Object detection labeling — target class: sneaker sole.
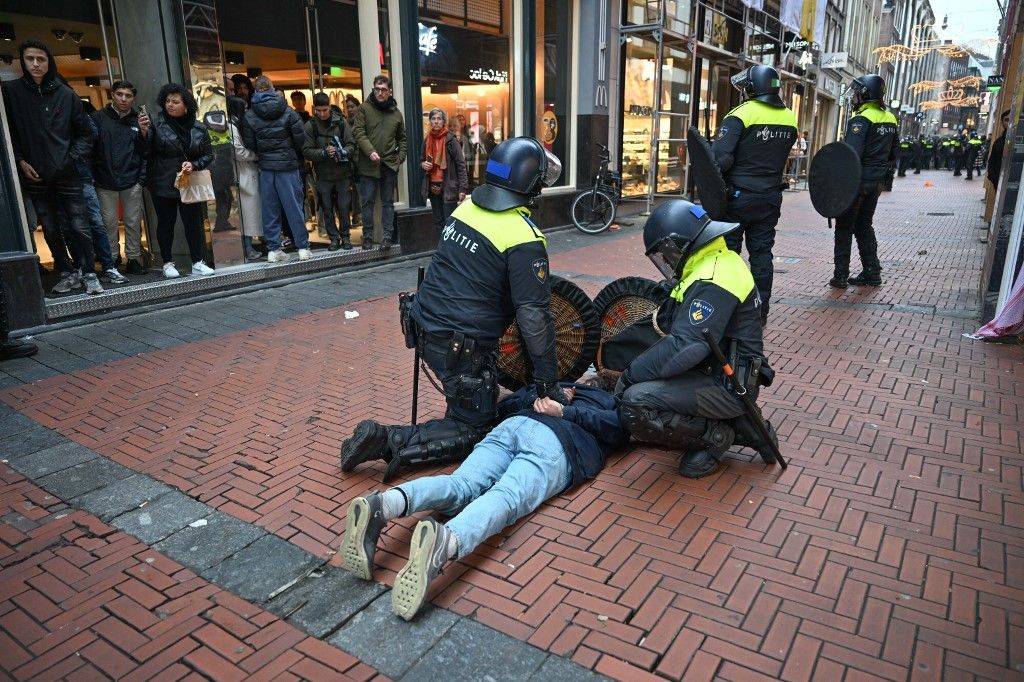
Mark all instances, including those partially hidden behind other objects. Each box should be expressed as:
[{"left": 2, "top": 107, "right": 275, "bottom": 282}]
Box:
[
  {"left": 340, "top": 420, "right": 387, "bottom": 471},
  {"left": 392, "top": 521, "right": 436, "bottom": 621},
  {"left": 340, "top": 497, "right": 374, "bottom": 580}
]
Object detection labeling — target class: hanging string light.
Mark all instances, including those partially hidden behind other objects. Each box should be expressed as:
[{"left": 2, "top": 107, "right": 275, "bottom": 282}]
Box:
[{"left": 909, "top": 76, "right": 983, "bottom": 94}]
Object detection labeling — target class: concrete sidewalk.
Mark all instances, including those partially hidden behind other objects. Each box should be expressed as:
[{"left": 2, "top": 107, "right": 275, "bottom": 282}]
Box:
[{"left": 2, "top": 169, "right": 1023, "bottom": 681}]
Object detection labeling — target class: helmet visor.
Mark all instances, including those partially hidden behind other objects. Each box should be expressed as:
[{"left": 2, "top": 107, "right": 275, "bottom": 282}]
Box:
[
  {"left": 730, "top": 68, "right": 752, "bottom": 93},
  {"left": 645, "top": 235, "right": 687, "bottom": 280},
  {"left": 541, "top": 149, "right": 562, "bottom": 187}
]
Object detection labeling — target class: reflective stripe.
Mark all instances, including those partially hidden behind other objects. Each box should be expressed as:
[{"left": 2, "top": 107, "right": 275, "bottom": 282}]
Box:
[
  {"left": 854, "top": 103, "right": 898, "bottom": 125},
  {"left": 670, "top": 236, "right": 755, "bottom": 302},
  {"left": 451, "top": 198, "right": 546, "bottom": 253},
  {"left": 726, "top": 100, "right": 798, "bottom": 128}
]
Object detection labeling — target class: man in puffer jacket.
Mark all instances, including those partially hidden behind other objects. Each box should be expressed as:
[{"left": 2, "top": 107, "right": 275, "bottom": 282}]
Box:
[
  {"left": 243, "top": 75, "right": 311, "bottom": 262},
  {"left": 352, "top": 75, "right": 407, "bottom": 250}
]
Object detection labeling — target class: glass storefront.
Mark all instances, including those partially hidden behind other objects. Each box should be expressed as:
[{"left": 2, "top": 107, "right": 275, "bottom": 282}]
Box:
[{"left": 534, "top": 0, "right": 572, "bottom": 186}]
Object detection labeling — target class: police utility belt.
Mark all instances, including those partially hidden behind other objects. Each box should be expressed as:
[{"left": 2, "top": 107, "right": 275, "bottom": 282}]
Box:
[
  {"left": 399, "top": 292, "right": 495, "bottom": 369},
  {"left": 694, "top": 340, "right": 774, "bottom": 395}
]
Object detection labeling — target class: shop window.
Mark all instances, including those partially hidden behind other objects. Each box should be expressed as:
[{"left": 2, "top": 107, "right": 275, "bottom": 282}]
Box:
[
  {"left": 418, "top": 3, "right": 511, "bottom": 190},
  {"left": 535, "top": 0, "right": 572, "bottom": 187}
]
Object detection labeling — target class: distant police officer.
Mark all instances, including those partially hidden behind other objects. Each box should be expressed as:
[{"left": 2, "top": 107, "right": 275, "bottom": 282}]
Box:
[
  {"left": 913, "top": 135, "right": 924, "bottom": 174},
  {"left": 951, "top": 135, "right": 965, "bottom": 176},
  {"left": 340, "top": 137, "right": 566, "bottom": 481},
  {"left": 965, "top": 131, "right": 983, "bottom": 180},
  {"left": 614, "top": 200, "right": 776, "bottom": 479},
  {"left": 897, "top": 137, "right": 912, "bottom": 177},
  {"left": 711, "top": 65, "right": 797, "bottom": 326},
  {"left": 830, "top": 74, "right": 898, "bottom": 289}
]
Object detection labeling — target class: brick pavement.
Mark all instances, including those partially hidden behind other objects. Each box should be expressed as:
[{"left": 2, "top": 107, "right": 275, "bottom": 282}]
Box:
[{"left": 2, "top": 168, "right": 1024, "bottom": 680}]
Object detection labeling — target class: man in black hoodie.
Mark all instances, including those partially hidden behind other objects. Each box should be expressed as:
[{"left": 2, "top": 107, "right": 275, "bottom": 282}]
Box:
[{"left": 2, "top": 40, "right": 98, "bottom": 294}]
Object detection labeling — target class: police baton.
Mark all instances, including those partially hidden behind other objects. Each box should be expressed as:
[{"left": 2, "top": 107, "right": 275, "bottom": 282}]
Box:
[
  {"left": 701, "top": 328, "right": 787, "bottom": 470},
  {"left": 411, "top": 266, "right": 425, "bottom": 425}
]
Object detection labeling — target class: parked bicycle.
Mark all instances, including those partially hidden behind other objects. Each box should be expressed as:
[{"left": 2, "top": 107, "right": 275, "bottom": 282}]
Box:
[{"left": 571, "top": 143, "right": 622, "bottom": 234}]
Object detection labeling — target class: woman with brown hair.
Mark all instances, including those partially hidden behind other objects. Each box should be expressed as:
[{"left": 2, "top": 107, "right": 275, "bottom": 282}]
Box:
[{"left": 420, "top": 108, "right": 467, "bottom": 233}]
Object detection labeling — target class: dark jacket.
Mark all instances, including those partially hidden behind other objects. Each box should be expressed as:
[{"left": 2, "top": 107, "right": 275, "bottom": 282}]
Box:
[
  {"left": 712, "top": 100, "right": 797, "bottom": 195},
  {"left": 147, "top": 111, "right": 213, "bottom": 198},
  {"left": 420, "top": 131, "right": 469, "bottom": 202},
  {"left": 91, "top": 104, "right": 148, "bottom": 190},
  {"left": 1, "top": 43, "right": 94, "bottom": 182},
  {"left": 495, "top": 384, "right": 628, "bottom": 491},
  {"left": 987, "top": 132, "right": 1006, "bottom": 187},
  {"left": 243, "top": 91, "right": 305, "bottom": 172},
  {"left": 352, "top": 93, "right": 407, "bottom": 178},
  {"left": 302, "top": 112, "right": 356, "bottom": 182},
  {"left": 844, "top": 103, "right": 899, "bottom": 183}
]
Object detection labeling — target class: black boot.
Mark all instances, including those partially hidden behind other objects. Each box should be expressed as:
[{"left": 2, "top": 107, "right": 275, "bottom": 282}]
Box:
[
  {"left": 383, "top": 423, "right": 485, "bottom": 483},
  {"left": 678, "top": 420, "right": 735, "bottom": 478},
  {"left": 730, "top": 413, "right": 778, "bottom": 464},
  {"left": 328, "top": 238, "right": 340, "bottom": 251},
  {"left": 340, "top": 420, "right": 392, "bottom": 471},
  {"left": 618, "top": 404, "right": 706, "bottom": 449},
  {"left": 342, "top": 237, "right": 353, "bottom": 250},
  {"left": 849, "top": 271, "right": 882, "bottom": 286},
  {"left": 0, "top": 338, "right": 39, "bottom": 361},
  {"left": 829, "top": 275, "right": 849, "bottom": 288}
]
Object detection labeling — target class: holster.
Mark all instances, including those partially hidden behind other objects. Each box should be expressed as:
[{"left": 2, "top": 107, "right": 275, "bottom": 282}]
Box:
[{"left": 398, "top": 292, "right": 417, "bottom": 349}]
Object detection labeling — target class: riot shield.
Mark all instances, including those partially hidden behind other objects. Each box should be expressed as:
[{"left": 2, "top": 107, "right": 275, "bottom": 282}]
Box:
[
  {"left": 808, "top": 142, "right": 862, "bottom": 218},
  {"left": 686, "top": 126, "right": 730, "bottom": 220}
]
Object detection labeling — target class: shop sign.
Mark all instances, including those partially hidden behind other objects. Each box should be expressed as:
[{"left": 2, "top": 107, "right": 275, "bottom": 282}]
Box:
[
  {"left": 468, "top": 68, "right": 508, "bottom": 83},
  {"left": 986, "top": 74, "right": 1004, "bottom": 91},
  {"left": 820, "top": 52, "right": 848, "bottom": 69},
  {"left": 786, "top": 38, "right": 810, "bottom": 50},
  {"left": 798, "top": 51, "right": 813, "bottom": 68},
  {"left": 418, "top": 23, "right": 438, "bottom": 56}
]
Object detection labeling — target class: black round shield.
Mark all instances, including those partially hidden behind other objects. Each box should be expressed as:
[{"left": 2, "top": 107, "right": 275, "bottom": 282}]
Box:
[
  {"left": 808, "top": 142, "right": 863, "bottom": 218},
  {"left": 496, "top": 275, "right": 601, "bottom": 390},
  {"left": 592, "top": 277, "right": 667, "bottom": 371},
  {"left": 687, "top": 126, "right": 730, "bottom": 220}
]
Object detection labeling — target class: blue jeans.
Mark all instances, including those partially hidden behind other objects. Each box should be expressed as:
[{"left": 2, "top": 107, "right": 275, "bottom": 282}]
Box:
[
  {"left": 397, "top": 416, "right": 571, "bottom": 558},
  {"left": 260, "top": 169, "right": 309, "bottom": 251},
  {"left": 357, "top": 166, "right": 398, "bottom": 242},
  {"left": 82, "top": 182, "right": 114, "bottom": 270}
]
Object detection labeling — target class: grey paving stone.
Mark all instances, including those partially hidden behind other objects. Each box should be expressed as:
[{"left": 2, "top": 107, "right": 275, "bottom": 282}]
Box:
[
  {"left": 73, "top": 474, "right": 173, "bottom": 521},
  {"left": 201, "top": 534, "right": 321, "bottom": 604},
  {"left": 1, "top": 418, "right": 66, "bottom": 460},
  {"left": 111, "top": 491, "right": 212, "bottom": 544},
  {"left": 328, "top": 594, "right": 458, "bottom": 679},
  {"left": 266, "top": 567, "right": 386, "bottom": 638},
  {"left": 154, "top": 510, "right": 265, "bottom": 571},
  {"left": 7, "top": 440, "right": 97, "bottom": 476},
  {"left": 530, "top": 654, "right": 610, "bottom": 681},
  {"left": 37, "top": 457, "right": 134, "bottom": 500},
  {"left": 401, "top": 618, "right": 548, "bottom": 682}
]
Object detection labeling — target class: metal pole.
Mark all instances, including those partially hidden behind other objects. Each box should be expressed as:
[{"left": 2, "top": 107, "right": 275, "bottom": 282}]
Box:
[
  {"left": 107, "top": 0, "right": 125, "bottom": 79},
  {"left": 313, "top": 4, "right": 324, "bottom": 90},
  {"left": 97, "top": 0, "right": 116, "bottom": 85},
  {"left": 411, "top": 266, "right": 425, "bottom": 424},
  {"left": 646, "top": 5, "right": 666, "bottom": 215},
  {"left": 304, "top": 1, "right": 316, "bottom": 92}
]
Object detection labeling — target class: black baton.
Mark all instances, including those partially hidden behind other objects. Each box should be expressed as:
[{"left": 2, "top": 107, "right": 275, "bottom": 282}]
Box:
[
  {"left": 702, "top": 328, "right": 787, "bottom": 469},
  {"left": 411, "top": 266, "right": 425, "bottom": 424}
]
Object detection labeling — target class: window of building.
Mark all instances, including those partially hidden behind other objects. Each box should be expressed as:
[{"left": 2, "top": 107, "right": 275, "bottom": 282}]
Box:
[{"left": 534, "top": 0, "right": 572, "bottom": 186}]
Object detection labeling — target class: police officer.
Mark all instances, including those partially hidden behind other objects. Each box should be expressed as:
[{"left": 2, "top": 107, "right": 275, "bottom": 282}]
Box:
[
  {"left": 340, "top": 137, "right": 566, "bottom": 481},
  {"left": 830, "top": 74, "right": 898, "bottom": 289},
  {"left": 951, "top": 135, "right": 965, "bottom": 176},
  {"left": 711, "top": 65, "right": 797, "bottom": 326},
  {"left": 913, "top": 135, "right": 924, "bottom": 174},
  {"left": 614, "top": 200, "right": 776, "bottom": 479},
  {"left": 965, "top": 131, "right": 983, "bottom": 180},
  {"left": 897, "top": 137, "right": 911, "bottom": 177}
]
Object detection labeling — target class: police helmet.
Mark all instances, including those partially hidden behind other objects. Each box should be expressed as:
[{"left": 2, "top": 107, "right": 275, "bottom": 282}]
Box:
[
  {"left": 471, "top": 136, "right": 562, "bottom": 211},
  {"left": 643, "top": 200, "right": 740, "bottom": 280},
  {"left": 730, "top": 65, "right": 785, "bottom": 107},
  {"left": 850, "top": 74, "right": 886, "bottom": 108}
]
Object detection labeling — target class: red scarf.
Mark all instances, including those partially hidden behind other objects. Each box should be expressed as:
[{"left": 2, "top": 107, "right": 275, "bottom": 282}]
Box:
[{"left": 425, "top": 126, "right": 448, "bottom": 183}]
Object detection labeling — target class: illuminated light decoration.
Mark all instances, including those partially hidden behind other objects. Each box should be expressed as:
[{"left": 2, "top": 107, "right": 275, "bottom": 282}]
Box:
[
  {"left": 919, "top": 95, "right": 979, "bottom": 110},
  {"left": 909, "top": 80, "right": 946, "bottom": 94},
  {"left": 909, "top": 76, "right": 983, "bottom": 96},
  {"left": 947, "top": 76, "right": 983, "bottom": 89},
  {"left": 874, "top": 42, "right": 967, "bottom": 64}
]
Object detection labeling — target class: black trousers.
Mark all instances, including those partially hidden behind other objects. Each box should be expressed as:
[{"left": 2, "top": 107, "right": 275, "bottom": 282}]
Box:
[
  {"left": 315, "top": 179, "right": 351, "bottom": 240},
  {"left": 388, "top": 331, "right": 499, "bottom": 452},
  {"left": 724, "top": 191, "right": 781, "bottom": 320},
  {"left": 151, "top": 195, "right": 205, "bottom": 263},
  {"left": 833, "top": 181, "right": 882, "bottom": 278},
  {"left": 621, "top": 372, "right": 745, "bottom": 448},
  {"left": 24, "top": 176, "right": 94, "bottom": 274},
  {"left": 897, "top": 155, "right": 910, "bottom": 176}
]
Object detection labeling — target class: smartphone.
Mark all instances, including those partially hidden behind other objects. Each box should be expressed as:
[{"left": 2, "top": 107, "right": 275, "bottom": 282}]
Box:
[{"left": 139, "top": 104, "right": 149, "bottom": 118}]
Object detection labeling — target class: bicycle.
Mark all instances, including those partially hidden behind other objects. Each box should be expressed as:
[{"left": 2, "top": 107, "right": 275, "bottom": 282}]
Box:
[{"left": 571, "top": 143, "right": 622, "bottom": 234}]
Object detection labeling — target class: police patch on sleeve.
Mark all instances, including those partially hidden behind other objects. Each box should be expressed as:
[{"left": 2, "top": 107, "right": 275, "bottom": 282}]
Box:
[
  {"left": 532, "top": 258, "right": 548, "bottom": 284},
  {"left": 851, "top": 121, "right": 864, "bottom": 135},
  {"left": 689, "top": 299, "right": 714, "bottom": 325}
]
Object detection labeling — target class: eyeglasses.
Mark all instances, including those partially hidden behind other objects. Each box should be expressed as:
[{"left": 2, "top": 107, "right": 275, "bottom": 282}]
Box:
[{"left": 373, "top": 86, "right": 390, "bottom": 92}]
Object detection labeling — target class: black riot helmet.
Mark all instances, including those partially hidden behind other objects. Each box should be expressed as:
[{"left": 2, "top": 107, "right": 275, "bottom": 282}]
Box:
[
  {"left": 850, "top": 74, "right": 886, "bottom": 108},
  {"left": 471, "top": 136, "right": 563, "bottom": 211},
  {"left": 643, "top": 200, "right": 740, "bottom": 280},
  {"left": 730, "top": 65, "right": 784, "bottom": 107}
]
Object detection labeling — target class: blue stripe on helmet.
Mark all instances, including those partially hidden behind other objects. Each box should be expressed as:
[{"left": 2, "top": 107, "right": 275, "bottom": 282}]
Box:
[
  {"left": 689, "top": 205, "right": 707, "bottom": 219},
  {"left": 486, "top": 159, "right": 513, "bottom": 180}
]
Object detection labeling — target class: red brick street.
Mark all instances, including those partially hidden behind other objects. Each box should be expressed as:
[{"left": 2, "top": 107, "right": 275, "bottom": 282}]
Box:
[{"left": 2, "top": 168, "right": 1023, "bottom": 680}]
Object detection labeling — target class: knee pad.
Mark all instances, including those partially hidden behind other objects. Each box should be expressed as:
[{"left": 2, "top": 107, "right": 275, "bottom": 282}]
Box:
[{"left": 619, "top": 403, "right": 705, "bottom": 449}]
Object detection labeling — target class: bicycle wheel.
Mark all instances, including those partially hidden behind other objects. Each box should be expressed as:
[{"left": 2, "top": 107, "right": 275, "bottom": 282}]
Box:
[{"left": 571, "top": 189, "right": 616, "bottom": 234}]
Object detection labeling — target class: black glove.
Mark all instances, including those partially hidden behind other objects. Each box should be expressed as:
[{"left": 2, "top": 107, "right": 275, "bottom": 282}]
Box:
[{"left": 535, "top": 381, "right": 569, "bottom": 405}]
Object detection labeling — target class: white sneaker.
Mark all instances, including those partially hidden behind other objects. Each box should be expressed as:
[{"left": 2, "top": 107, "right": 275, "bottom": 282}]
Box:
[
  {"left": 162, "top": 262, "right": 180, "bottom": 279},
  {"left": 191, "top": 260, "right": 215, "bottom": 276},
  {"left": 298, "top": 248, "right": 313, "bottom": 261},
  {"left": 267, "top": 249, "right": 289, "bottom": 263}
]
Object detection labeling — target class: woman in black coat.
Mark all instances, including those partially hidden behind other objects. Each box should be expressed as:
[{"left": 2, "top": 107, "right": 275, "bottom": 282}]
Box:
[{"left": 149, "top": 83, "right": 214, "bottom": 278}]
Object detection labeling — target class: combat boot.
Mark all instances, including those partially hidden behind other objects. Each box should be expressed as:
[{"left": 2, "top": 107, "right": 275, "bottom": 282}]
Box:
[
  {"left": 730, "top": 413, "right": 778, "bottom": 464},
  {"left": 849, "top": 271, "right": 882, "bottom": 286},
  {"left": 382, "top": 422, "right": 485, "bottom": 483},
  {"left": 340, "top": 420, "right": 392, "bottom": 471},
  {"left": 678, "top": 420, "right": 735, "bottom": 478}
]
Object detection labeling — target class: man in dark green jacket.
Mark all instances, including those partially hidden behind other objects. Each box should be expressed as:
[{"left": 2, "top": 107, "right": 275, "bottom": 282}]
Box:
[
  {"left": 303, "top": 92, "right": 357, "bottom": 250},
  {"left": 352, "top": 75, "right": 407, "bottom": 250}
]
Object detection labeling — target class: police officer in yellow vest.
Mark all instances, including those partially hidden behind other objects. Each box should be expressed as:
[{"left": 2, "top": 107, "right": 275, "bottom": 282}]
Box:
[
  {"left": 614, "top": 201, "right": 776, "bottom": 479},
  {"left": 711, "top": 65, "right": 797, "bottom": 326},
  {"left": 830, "top": 74, "right": 898, "bottom": 289},
  {"left": 965, "top": 131, "right": 984, "bottom": 180},
  {"left": 341, "top": 137, "right": 566, "bottom": 481}
]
